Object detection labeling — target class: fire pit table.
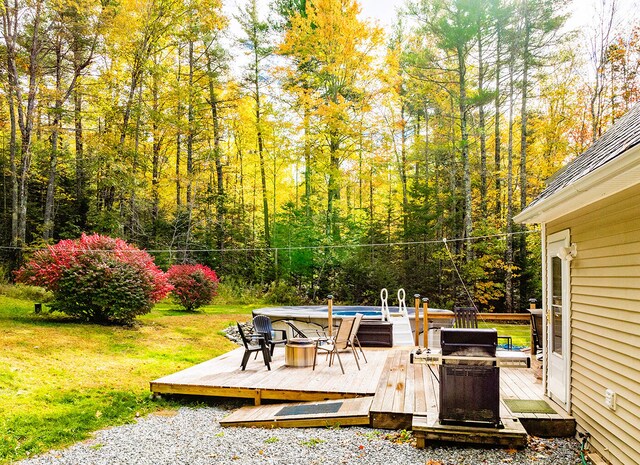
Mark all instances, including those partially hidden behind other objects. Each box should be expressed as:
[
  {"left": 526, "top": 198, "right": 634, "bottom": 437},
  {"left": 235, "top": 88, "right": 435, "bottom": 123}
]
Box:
[{"left": 284, "top": 338, "right": 316, "bottom": 367}]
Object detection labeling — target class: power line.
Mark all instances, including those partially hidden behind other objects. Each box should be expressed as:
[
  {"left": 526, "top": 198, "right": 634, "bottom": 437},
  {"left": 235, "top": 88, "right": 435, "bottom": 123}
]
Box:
[
  {"left": 0, "top": 229, "right": 539, "bottom": 254},
  {"left": 442, "top": 237, "right": 477, "bottom": 311}
]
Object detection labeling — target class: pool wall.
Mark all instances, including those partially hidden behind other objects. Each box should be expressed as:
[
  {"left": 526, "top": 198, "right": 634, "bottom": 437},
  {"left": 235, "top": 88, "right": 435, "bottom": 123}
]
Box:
[{"left": 252, "top": 306, "right": 455, "bottom": 347}]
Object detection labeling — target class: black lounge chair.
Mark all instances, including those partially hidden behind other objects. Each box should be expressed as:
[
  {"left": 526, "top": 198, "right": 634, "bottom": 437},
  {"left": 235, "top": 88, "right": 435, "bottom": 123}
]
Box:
[
  {"left": 237, "top": 323, "right": 270, "bottom": 371},
  {"left": 252, "top": 315, "right": 287, "bottom": 356}
]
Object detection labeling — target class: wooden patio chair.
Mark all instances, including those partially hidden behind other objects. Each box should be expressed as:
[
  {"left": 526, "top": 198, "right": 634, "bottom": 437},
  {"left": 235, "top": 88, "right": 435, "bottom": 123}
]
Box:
[
  {"left": 236, "top": 323, "right": 270, "bottom": 371},
  {"left": 347, "top": 313, "right": 367, "bottom": 364},
  {"left": 530, "top": 312, "right": 543, "bottom": 360},
  {"left": 312, "top": 317, "right": 357, "bottom": 374},
  {"left": 252, "top": 315, "right": 287, "bottom": 356},
  {"left": 453, "top": 306, "right": 513, "bottom": 350}
]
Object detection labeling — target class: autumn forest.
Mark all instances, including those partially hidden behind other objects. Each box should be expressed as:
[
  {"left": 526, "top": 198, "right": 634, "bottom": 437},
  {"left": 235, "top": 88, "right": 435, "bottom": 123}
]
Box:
[{"left": 1, "top": 0, "right": 638, "bottom": 311}]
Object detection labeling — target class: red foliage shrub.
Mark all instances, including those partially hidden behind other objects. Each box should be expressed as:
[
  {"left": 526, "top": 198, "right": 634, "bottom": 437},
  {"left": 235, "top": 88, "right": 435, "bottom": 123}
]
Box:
[
  {"left": 165, "top": 264, "right": 219, "bottom": 311},
  {"left": 16, "top": 233, "right": 172, "bottom": 323}
]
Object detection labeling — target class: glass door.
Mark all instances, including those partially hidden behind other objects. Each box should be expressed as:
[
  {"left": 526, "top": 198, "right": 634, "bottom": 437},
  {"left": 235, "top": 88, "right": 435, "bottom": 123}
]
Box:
[{"left": 546, "top": 230, "right": 571, "bottom": 407}]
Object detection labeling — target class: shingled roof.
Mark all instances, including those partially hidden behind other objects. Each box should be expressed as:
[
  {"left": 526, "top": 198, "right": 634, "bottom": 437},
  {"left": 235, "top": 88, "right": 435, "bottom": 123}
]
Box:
[{"left": 525, "top": 103, "right": 640, "bottom": 210}]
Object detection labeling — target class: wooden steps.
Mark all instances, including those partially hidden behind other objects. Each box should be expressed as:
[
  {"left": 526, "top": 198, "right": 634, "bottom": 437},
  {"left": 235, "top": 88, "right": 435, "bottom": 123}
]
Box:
[
  {"left": 369, "top": 348, "right": 433, "bottom": 430},
  {"left": 500, "top": 367, "right": 576, "bottom": 437},
  {"left": 220, "top": 397, "right": 373, "bottom": 428},
  {"left": 412, "top": 413, "right": 529, "bottom": 449}
]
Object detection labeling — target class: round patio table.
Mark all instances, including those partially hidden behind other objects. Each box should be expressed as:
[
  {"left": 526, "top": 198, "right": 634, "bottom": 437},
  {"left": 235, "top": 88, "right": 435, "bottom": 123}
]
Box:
[{"left": 284, "top": 338, "right": 316, "bottom": 367}]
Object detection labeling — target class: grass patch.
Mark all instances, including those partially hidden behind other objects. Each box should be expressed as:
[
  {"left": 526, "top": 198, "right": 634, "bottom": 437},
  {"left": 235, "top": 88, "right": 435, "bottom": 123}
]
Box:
[
  {"left": 300, "top": 437, "right": 325, "bottom": 447},
  {"left": 0, "top": 284, "right": 52, "bottom": 303},
  {"left": 0, "top": 294, "right": 261, "bottom": 464},
  {"left": 477, "top": 322, "right": 531, "bottom": 348}
]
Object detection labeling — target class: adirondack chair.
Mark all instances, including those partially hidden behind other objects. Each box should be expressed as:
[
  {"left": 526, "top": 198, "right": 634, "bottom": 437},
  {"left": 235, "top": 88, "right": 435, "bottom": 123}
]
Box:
[
  {"left": 252, "top": 315, "right": 287, "bottom": 356},
  {"left": 453, "top": 306, "right": 513, "bottom": 350},
  {"left": 236, "top": 323, "right": 270, "bottom": 371}
]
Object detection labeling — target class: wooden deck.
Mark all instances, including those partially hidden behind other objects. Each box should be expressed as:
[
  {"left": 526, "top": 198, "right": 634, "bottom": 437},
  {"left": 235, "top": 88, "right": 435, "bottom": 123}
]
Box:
[
  {"left": 151, "top": 346, "right": 574, "bottom": 442},
  {"left": 151, "top": 346, "right": 388, "bottom": 405}
]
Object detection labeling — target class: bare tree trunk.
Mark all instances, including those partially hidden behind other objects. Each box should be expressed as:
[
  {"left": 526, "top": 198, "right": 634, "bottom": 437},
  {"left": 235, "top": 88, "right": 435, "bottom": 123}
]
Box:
[
  {"left": 7, "top": 0, "right": 45, "bottom": 246},
  {"left": 303, "top": 97, "right": 312, "bottom": 218},
  {"left": 358, "top": 132, "right": 363, "bottom": 210},
  {"left": 424, "top": 105, "right": 430, "bottom": 179},
  {"left": 400, "top": 105, "right": 408, "bottom": 235},
  {"left": 206, "top": 55, "right": 226, "bottom": 252},
  {"left": 186, "top": 39, "right": 195, "bottom": 207},
  {"left": 175, "top": 44, "right": 183, "bottom": 208},
  {"left": 240, "top": 0, "right": 272, "bottom": 248},
  {"left": 43, "top": 13, "right": 96, "bottom": 240},
  {"left": 457, "top": 44, "right": 472, "bottom": 259},
  {"left": 589, "top": 0, "right": 617, "bottom": 141},
  {"left": 519, "top": 0, "right": 530, "bottom": 212},
  {"left": 151, "top": 68, "right": 161, "bottom": 237},
  {"left": 494, "top": 18, "right": 502, "bottom": 219},
  {"left": 516, "top": 0, "right": 532, "bottom": 313},
  {"left": 74, "top": 71, "right": 87, "bottom": 231},
  {"left": 257, "top": 98, "right": 270, "bottom": 247},
  {"left": 43, "top": 39, "right": 63, "bottom": 241},
  {"left": 505, "top": 58, "right": 516, "bottom": 313},
  {"left": 327, "top": 132, "right": 341, "bottom": 240},
  {"left": 478, "top": 25, "right": 488, "bottom": 216},
  {"left": 8, "top": 86, "right": 19, "bottom": 248},
  {"left": 254, "top": 57, "right": 270, "bottom": 248},
  {"left": 128, "top": 80, "right": 144, "bottom": 239}
]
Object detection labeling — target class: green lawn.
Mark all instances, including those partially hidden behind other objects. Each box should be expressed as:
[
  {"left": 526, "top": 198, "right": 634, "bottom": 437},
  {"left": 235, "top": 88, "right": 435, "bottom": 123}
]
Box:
[
  {"left": 477, "top": 322, "right": 531, "bottom": 348},
  {"left": 0, "top": 295, "right": 259, "bottom": 464}
]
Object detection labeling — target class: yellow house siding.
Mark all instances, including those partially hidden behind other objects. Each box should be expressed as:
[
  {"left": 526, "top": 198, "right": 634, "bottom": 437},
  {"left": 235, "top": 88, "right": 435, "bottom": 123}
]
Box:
[{"left": 547, "top": 182, "right": 640, "bottom": 465}]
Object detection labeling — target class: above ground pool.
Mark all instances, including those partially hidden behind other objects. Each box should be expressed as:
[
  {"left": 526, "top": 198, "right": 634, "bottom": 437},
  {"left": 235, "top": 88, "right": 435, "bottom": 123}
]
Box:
[{"left": 252, "top": 305, "right": 455, "bottom": 347}]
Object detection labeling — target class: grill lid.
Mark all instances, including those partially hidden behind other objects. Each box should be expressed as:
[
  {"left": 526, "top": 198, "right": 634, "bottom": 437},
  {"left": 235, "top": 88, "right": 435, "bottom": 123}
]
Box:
[{"left": 441, "top": 328, "right": 497, "bottom": 356}]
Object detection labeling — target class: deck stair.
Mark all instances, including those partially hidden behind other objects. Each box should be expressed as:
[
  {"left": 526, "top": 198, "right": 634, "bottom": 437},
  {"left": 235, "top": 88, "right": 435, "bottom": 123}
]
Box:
[
  {"left": 389, "top": 315, "right": 414, "bottom": 346},
  {"left": 412, "top": 413, "right": 529, "bottom": 448},
  {"left": 219, "top": 397, "right": 373, "bottom": 428}
]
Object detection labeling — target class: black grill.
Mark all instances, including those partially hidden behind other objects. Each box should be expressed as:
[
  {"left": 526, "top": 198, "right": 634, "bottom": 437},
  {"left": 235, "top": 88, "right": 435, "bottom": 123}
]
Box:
[
  {"left": 440, "top": 328, "right": 497, "bottom": 356},
  {"left": 439, "top": 328, "right": 501, "bottom": 428}
]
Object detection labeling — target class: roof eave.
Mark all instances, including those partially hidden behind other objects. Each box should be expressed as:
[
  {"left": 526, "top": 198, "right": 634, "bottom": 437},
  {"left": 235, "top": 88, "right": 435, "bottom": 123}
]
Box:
[{"left": 514, "top": 144, "right": 640, "bottom": 224}]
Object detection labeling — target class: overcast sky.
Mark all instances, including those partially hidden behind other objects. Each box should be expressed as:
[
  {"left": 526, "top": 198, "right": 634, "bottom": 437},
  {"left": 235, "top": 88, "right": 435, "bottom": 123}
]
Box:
[
  {"left": 224, "top": 0, "right": 638, "bottom": 36},
  {"left": 359, "top": 0, "right": 639, "bottom": 32},
  {"left": 223, "top": 0, "right": 639, "bottom": 78},
  {"left": 359, "top": 0, "right": 405, "bottom": 29}
]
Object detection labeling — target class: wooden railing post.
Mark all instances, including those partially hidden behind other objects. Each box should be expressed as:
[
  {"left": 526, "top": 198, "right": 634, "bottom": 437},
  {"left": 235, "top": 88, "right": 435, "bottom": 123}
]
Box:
[
  {"left": 414, "top": 294, "right": 421, "bottom": 346},
  {"left": 422, "top": 297, "right": 429, "bottom": 348},
  {"left": 327, "top": 294, "right": 333, "bottom": 337}
]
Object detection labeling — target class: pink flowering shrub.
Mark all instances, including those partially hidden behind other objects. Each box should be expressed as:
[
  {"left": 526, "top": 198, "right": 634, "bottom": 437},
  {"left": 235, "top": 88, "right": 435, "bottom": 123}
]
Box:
[
  {"left": 16, "top": 234, "right": 172, "bottom": 323},
  {"left": 165, "top": 264, "right": 219, "bottom": 311}
]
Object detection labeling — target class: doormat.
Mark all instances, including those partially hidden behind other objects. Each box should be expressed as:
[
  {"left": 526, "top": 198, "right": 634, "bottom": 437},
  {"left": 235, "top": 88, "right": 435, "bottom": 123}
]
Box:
[
  {"left": 275, "top": 402, "right": 343, "bottom": 417},
  {"left": 504, "top": 399, "right": 556, "bottom": 414}
]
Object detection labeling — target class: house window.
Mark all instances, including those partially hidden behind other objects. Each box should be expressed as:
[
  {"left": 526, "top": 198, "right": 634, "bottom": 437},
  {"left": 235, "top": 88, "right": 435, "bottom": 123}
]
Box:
[{"left": 551, "top": 256, "right": 563, "bottom": 355}]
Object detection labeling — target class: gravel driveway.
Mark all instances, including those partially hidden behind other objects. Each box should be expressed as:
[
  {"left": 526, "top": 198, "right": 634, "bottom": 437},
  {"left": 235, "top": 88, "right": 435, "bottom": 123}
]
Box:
[{"left": 18, "top": 404, "right": 582, "bottom": 465}]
